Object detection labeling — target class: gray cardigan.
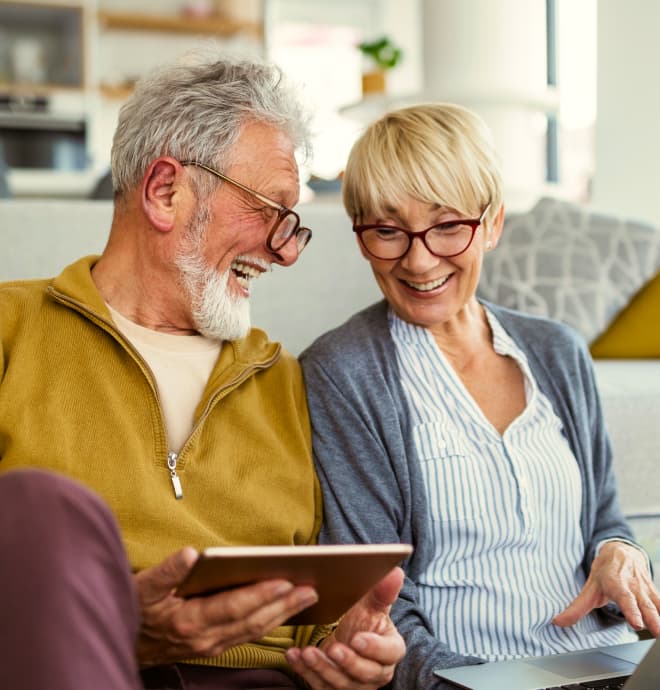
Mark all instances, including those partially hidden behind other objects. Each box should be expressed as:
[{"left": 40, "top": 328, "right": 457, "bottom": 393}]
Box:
[{"left": 300, "top": 300, "right": 635, "bottom": 690}]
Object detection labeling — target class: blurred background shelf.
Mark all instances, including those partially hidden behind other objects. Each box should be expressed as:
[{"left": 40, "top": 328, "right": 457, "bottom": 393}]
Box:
[
  {"left": 98, "top": 82, "right": 135, "bottom": 99},
  {"left": 97, "top": 9, "right": 262, "bottom": 38}
]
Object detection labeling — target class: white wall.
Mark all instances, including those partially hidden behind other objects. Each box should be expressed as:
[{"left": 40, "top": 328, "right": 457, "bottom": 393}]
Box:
[
  {"left": 591, "top": 1, "right": 660, "bottom": 228},
  {"left": 420, "top": 0, "right": 551, "bottom": 211}
]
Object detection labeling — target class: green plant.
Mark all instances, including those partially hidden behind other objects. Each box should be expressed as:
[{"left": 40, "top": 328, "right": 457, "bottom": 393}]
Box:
[{"left": 358, "top": 36, "right": 402, "bottom": 71}]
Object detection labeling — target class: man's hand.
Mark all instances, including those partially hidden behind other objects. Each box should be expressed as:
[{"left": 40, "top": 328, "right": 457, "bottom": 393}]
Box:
[
  {"left": 134, "top": 546, "right": 319, "bottom": 666},
  {"left": 553, "top": 541, "right": 660, "bottom": 636},
  {"left": 286, "top": 567, "right": 406, "bottom": 689}
]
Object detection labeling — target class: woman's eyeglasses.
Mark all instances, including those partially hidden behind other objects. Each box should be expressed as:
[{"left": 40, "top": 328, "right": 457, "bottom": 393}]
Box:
[{"left": 353, "top": 203, "right": 491, "bottom": 261}]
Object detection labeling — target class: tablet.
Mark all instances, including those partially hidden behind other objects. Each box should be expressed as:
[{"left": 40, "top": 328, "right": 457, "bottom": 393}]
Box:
[{"left": 175, "top": 543, "right": 413, "bottom": 625}]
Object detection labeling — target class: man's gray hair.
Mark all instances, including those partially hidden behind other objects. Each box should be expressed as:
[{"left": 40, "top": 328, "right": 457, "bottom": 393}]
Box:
[{"left": 110, "top": 51, "right": 311, "bottom": 198}]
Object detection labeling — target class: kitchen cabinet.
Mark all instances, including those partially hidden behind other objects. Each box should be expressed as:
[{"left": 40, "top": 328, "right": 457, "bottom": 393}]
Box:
[
  {"left": 0, "top": 1, "right": 85, "bottom": 91},
  {"left": 0, "top": 0, "right": 264, "bottom": 194},
  {"left": 0, "top": 1, "right": 89, "bottom": 180}
]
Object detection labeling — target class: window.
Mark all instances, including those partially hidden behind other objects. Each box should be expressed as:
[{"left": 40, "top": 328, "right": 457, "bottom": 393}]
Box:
[
  {"left": 265, "top": 0, "right": 421, "bottom": 187},
  {"left": 554, "top": 0, "right": 597, "bottom": 201}
]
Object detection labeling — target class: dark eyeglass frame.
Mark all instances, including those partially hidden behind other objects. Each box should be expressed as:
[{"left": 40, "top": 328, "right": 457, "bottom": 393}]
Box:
[
  {"left": 180, "top": 160, "right": 312, "bottom": 254},
  {"left": 353, "top": 203, "right": 491, "bottom": 261}
]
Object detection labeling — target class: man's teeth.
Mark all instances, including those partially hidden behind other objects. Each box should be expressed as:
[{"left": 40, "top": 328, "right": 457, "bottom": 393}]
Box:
[
  {"left": 405, "top": 275, "right": 450, "bottom": 292},
  {"left": 231, "top": 261, "right": 261, "bottom": 287}
]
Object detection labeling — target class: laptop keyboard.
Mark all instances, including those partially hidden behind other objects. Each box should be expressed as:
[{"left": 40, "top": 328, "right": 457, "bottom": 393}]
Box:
[{"left": 543, "top": 675, "right": 631, "bottom": 689}]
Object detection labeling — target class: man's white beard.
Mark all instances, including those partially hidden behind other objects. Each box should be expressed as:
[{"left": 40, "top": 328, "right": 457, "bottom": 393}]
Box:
[{"left": 175, "top": 204, "right": 251, "bottom": 342}]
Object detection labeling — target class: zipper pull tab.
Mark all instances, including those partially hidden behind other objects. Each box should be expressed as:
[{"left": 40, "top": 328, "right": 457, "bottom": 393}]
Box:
[{"left": 167, "top": 451, "right": 183, "bottom": 500}]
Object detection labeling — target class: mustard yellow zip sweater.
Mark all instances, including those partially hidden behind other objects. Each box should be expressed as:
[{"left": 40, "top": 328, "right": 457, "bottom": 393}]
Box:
[{"left": 0, "top": 256, "right": 327, "bottom": 673}]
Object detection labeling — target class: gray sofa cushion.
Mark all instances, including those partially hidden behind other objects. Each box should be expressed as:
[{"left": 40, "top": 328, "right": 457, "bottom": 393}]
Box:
[{"left": 479, "top": 197, "right": 660, "bottom": 343}]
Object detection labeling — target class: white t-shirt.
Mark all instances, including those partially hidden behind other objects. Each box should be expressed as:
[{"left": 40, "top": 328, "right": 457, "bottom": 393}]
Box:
[{"left": 108, "top": 306, "right": 221, "bottom": 453}]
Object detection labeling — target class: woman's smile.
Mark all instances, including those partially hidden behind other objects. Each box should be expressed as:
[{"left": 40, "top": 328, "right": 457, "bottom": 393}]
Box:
[{"left": 400, "top": 273, "right": 452, "bottom": 294}]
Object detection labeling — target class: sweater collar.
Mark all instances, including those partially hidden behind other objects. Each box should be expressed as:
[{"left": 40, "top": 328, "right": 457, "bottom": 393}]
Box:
[{"left": 49, "top": 255, "right": 282, "bottom": 366}]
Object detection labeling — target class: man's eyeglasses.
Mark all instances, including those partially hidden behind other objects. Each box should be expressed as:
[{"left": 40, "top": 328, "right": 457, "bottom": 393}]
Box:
[
  {"left": 353, "top": 203, "right": 491, "bottom": 261},
  {"left": 180, "top": 160, "right": 312, "bottom": 254}
]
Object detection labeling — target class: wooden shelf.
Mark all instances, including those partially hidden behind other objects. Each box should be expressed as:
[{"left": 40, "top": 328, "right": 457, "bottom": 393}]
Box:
[
  {"left": 0, "top": 81, "right": 84, "bottom": 95},
  {"left": 97, "top": 10, "right": 262, "bottom": 39},
  {"left": 99, "top": 83, "right": 135, "bottom": 100}
]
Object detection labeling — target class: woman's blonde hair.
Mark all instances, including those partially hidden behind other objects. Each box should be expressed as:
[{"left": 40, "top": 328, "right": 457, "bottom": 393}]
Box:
[{"left": 342, "top": 103, "right": 502, "bottom": 225}]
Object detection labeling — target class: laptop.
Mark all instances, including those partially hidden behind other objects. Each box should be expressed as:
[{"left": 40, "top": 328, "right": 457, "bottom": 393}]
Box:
[{"left": 435, "top": 638, "right": 659, "bottom": 690}]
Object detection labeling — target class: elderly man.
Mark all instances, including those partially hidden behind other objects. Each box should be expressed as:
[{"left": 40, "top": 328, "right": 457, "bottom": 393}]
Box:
[{"left": 0, "top": 54, "right": 404, "bottom": 690}]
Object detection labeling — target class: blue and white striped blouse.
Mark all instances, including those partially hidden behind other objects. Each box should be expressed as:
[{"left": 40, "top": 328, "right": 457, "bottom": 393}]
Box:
[{"left": 390, "top": 307, "right": 633, "bottom": 661}]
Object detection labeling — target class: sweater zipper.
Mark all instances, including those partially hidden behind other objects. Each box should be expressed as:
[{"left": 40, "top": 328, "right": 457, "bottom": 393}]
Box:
[
  {"left": 171, "top": 359, "right": 278, "bottom": 499},
  {"left": 167, "top": 451, "right": 183, "bottom": 499},
  {"left": 49, "top": 288, "right": 281, "bottom": 502}
]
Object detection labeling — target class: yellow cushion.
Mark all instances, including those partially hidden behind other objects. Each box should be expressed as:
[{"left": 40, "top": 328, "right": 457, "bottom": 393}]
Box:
[{"left": 590, "top": 271, "right": 660, "bottom": 358}]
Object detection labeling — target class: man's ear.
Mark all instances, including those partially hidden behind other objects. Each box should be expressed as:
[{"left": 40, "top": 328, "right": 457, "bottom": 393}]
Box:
[
  {"left": 486, "top": 203, "right": 505, "bottom": 250},
  {"left": 141, "top": 157, "right": 183, "bottom": 233}
]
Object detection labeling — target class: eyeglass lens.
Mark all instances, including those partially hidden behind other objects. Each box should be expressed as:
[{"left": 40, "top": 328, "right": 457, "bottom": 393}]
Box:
[{"left": 268, "top": 211, "right": 311, "bottom": 252}]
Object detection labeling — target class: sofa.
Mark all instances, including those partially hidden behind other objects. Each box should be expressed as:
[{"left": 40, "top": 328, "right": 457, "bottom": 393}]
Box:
[{"left": 1, "top": 196, "right": 659, "bottom": 579}]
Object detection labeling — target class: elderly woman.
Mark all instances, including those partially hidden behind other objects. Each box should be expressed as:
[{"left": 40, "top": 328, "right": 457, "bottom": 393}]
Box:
[{"left": 299, "top": 103, "right": 660, "bottom": 689}]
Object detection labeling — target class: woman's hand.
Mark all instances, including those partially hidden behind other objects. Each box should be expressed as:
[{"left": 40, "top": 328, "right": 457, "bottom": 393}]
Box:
[
  {"left": 553, "top": 541, "right": 660, "bottom": 636},
  {"left": 286, "top": 567, "right": 406, "bottom": 689},
  {"left": 134, "top": 546, "right": 319, "bottom": 666}
]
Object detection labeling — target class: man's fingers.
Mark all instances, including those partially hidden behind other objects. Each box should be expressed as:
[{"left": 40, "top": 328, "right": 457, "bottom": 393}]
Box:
[
  {"left": 135, "top": 547, "right": 320, "bottom": 666},
  {"left": 180, "top": 585, "right": 318, "bottom": 658},
  {"left": 137, "top": 577, "right": 319, "bottom": 665},
  {"left": 286, "top": 646, "right": 335, "bottom": 690},
  {"left": 135, "top": 546, "right": 199, "bottom": 604},
  {"left": 286, "top": 568, "right": 405, "bottom": 689},
  {"left": 288, "top": 643, "right": 395, "bottom": 690},
  {"left": 350, "top": 629, "right": 405, "bottom": 665},
  {"left": 361, "top": 567, "right": 404, "bottom": 612},
  {"left": 200, "top": 581, "right": 318, "bottom": 631}
]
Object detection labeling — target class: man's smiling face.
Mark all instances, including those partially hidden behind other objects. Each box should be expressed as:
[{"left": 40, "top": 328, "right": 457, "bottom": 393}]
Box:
[{"left": 175, "top": 121, "right": 302, "bottom": 341}]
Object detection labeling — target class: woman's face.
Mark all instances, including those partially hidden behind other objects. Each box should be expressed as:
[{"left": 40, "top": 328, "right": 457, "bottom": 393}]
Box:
[{"left": 358, "top": 195, "right": 502, "bottom": 329}]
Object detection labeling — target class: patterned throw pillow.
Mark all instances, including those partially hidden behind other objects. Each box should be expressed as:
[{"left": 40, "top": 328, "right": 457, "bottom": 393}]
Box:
[{"left": 478, "top": 197, "right": 660, "bottom": 344}]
